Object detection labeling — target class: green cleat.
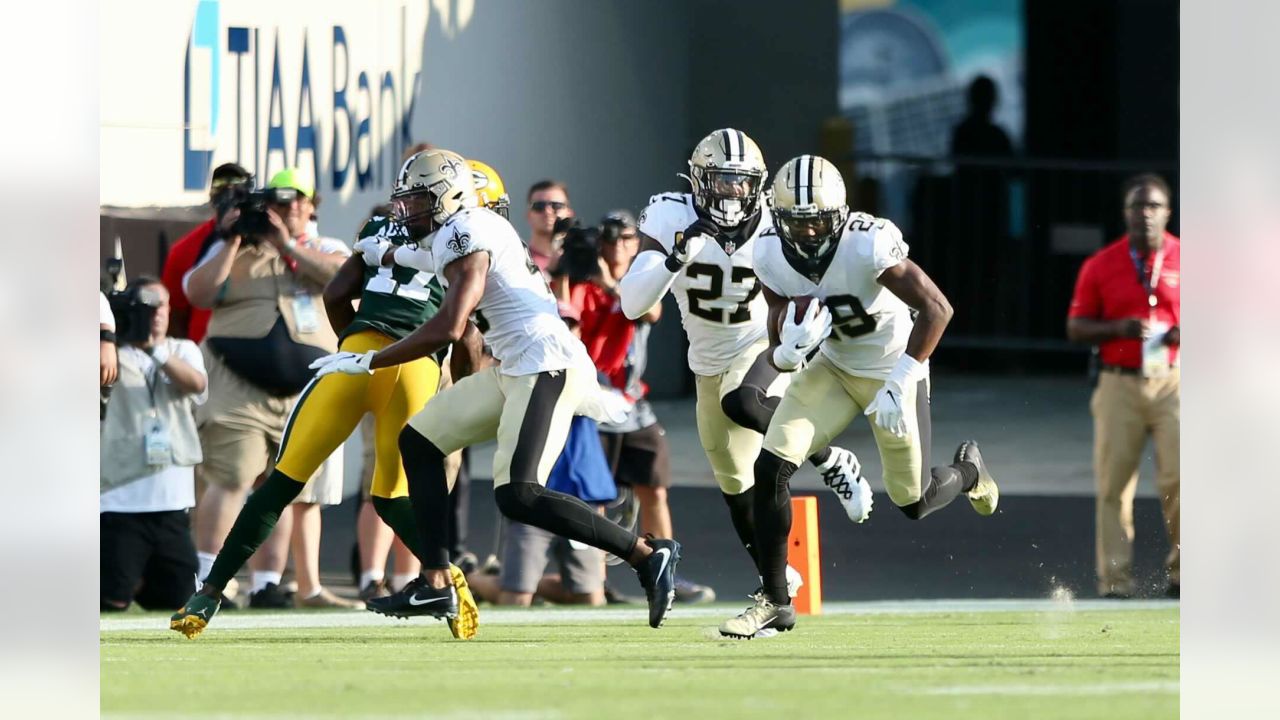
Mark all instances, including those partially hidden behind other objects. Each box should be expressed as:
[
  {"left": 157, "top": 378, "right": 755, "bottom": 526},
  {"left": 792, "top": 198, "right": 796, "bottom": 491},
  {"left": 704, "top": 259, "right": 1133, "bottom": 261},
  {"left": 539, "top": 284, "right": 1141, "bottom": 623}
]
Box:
[{"left": 170, "top": 590, "right": 222, "bottom": 639}]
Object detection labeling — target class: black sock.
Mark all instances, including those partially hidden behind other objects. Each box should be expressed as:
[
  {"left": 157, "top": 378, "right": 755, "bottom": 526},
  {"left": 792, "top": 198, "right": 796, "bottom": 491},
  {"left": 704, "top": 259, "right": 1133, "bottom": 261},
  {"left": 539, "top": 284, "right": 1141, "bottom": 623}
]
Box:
[
  {"left": 370, "top": 495, "right": 423, "bottom": 561},
  {"left": 753, "top": 451, "right": 798, "bottom": 605},
  {"left": 398, "top": 427, "right": 452, "bottom": 569},
  {"left": 494, "top": 482, "right": 639, "bottom": 561},
  {"left": 807, "top": 447, "right": 832, "bottom": 468},
  {"left": 205, "top": 470, "right": 305, "bottom": 589},
  {"left": 721, "top": 489, "right": 759, "bottom": 570},
  {"left": 899, "top": 465, "right": 971, "bottom": 520}
]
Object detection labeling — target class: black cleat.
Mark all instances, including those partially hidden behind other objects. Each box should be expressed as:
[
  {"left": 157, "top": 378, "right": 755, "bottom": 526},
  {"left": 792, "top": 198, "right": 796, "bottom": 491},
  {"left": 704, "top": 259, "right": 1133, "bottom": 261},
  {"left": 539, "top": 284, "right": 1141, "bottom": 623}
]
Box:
[
  {"left": 634, "top": 538, "right": 681, "bottom": 628},
  {"left": 367, "top": 576, "right": 458, "bottom": 620},
  {"left": 248, "top": 582, "right": 293, "bottom": 609}
]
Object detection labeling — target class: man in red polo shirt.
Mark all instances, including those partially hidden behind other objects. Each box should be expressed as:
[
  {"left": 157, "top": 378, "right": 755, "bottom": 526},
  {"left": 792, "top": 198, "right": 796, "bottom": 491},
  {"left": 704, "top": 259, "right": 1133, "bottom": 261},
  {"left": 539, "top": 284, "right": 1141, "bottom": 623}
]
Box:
[
  {"left": 161, "top": 163, "right": 252, "bottom": 342},
  {"left": 1067, "top": 173, "right": 1180, "bottom": 599}
]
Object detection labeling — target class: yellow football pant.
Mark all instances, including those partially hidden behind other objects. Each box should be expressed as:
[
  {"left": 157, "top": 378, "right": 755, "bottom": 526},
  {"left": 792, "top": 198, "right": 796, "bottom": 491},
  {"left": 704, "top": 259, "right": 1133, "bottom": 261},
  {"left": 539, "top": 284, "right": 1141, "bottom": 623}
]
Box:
[{"left": 275, "top": 330, "right": 441, "bottom": 499}]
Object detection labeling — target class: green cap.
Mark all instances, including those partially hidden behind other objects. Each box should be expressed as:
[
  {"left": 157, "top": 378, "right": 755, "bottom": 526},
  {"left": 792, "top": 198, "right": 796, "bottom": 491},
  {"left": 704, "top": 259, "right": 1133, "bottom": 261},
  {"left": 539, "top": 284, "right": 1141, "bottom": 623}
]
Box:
[{"left": 267, "top": 167, "right": 314, "bottom": 198}]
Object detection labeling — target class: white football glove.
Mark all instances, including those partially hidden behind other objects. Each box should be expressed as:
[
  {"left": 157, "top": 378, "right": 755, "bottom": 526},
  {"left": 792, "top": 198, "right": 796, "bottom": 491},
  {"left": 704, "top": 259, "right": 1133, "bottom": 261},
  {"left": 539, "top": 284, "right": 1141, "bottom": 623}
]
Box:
[
  {"left": 308, "top": 350, "right": 376, "bottom": 377},
  {"left": 863, "top": 354, "right": 925, "bottom": 437},
  {"left": 772, "top": 300, "right": 832, "bottom": 371},
  {"left": 354, "top": 235, "right": 392, "bottom": 268},
  {"left": 393, "top": 244, "right": 434, "bottom": 273},
  {"left": 577, "top": 386, "right": 633, "bottom": 425},
  {"left": 668, "top": 217, "right": 716, "bottom": 267}
]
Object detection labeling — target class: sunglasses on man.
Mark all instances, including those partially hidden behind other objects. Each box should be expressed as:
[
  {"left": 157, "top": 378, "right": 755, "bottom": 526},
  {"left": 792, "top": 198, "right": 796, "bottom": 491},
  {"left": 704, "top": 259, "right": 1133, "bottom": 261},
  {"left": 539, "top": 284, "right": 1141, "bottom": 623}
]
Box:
[{"left": 529, "top": 200, "right": 568, "bottom": 212}]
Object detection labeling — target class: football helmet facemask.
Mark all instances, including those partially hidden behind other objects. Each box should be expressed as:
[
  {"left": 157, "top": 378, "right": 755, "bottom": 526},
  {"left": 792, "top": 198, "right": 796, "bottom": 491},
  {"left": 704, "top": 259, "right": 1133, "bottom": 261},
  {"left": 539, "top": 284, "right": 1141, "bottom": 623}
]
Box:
[
  {"left": 392, "top": 149, "right": 477, "bottom": 238},
  {"left": 687, "top": 128, "right": 767, "bottom": 229},
  {"left": 772, "top": 155, "right": 849, "bottom": 274},
  {"left": 468, "top": 159, "right": 511, "bottom": 219}
]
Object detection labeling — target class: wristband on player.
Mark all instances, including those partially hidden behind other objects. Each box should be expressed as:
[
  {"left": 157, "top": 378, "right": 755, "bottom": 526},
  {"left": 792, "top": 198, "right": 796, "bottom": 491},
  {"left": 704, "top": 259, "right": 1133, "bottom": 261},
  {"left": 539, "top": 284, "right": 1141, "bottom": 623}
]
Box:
[
  {"left": 886, "top": 353, "right": 925, "bottom": 389},
  {"left": 100, "top": 329, "right": 117, "bottom": 344}
]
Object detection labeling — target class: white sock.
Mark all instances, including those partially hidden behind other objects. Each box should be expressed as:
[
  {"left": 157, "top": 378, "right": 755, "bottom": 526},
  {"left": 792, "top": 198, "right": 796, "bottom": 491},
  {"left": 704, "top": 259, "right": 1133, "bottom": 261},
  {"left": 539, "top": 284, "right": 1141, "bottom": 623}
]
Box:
[
  {"left": 391, "top": 573, "right": 418, "bottom": 592},
  {"left": 251, "top": 571, "right": 283, "bottom": 594},
  {"left": 359, "top": 570, "right": 384, "bottom": 589},
  {"left": 303, "top": 588, "right": 323, "bottom": 600},
  {"left": 197, "top": 552, "right": 216, "bottom": 583}
]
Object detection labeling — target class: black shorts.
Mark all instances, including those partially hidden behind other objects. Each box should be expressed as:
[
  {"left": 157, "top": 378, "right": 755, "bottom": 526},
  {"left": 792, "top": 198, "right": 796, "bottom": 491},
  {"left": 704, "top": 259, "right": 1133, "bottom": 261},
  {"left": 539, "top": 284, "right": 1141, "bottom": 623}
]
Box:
[
  {"left": 101, "top": 510, "right": 198, "bottom": 611},
  {"left": 599, "top": 423, "right": 671, "bottom": 489}
]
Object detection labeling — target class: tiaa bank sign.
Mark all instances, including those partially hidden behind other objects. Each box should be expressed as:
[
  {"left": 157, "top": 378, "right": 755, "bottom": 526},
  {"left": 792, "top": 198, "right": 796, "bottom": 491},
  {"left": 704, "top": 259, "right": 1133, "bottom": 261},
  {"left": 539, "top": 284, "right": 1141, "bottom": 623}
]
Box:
[{"left": 182, "top": 0, "right": 432, "bottom": 195}]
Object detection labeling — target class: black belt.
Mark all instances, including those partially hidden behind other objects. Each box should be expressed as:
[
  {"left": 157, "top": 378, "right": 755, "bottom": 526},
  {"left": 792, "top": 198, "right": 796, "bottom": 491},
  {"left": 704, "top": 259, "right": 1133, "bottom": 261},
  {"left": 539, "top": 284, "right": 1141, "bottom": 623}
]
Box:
[{"left": 1101, "top": 364, "right": 1176, "bottom": 376}]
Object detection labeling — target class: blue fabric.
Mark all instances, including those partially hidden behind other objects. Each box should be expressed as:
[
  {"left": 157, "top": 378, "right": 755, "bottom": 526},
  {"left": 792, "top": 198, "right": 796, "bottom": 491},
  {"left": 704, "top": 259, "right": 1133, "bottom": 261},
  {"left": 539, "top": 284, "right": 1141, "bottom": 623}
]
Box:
[{"left": 547, "top": 416, "right": 617, "bottom": 503}]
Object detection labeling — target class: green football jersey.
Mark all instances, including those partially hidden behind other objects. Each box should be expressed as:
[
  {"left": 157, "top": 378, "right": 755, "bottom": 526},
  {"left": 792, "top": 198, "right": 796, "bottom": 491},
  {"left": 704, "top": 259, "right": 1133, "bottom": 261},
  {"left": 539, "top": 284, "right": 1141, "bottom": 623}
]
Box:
[{"left": 342, "top": 215, "right": 444, "bottom": 341}]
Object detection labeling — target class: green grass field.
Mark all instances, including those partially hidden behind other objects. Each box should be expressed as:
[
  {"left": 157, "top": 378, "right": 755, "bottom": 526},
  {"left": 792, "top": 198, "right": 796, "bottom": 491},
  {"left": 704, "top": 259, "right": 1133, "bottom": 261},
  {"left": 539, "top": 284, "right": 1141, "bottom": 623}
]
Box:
[{"left": 101, "top": 601, "right": 1178, "bottom": 720}]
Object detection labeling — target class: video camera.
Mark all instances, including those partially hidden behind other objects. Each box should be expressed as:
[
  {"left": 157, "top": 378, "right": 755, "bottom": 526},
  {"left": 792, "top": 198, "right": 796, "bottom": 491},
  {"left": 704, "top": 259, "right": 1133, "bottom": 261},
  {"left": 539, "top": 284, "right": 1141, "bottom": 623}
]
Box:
[
  {"left": 106, "top": 283, "right": 164, "bottom": 345},
  {"left": 213, "top": 182, "right": 276, "bottom": 240},
  {"left": 551, "top": 217, "right": 601, "bottom": 284}
]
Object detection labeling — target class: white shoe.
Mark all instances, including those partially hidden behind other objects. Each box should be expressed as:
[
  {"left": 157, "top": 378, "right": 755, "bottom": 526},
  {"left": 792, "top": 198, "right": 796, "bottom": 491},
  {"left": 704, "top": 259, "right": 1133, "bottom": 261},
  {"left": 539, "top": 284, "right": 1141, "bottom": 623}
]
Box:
[{"left": 817, "top": 447, "right": 874, "bottom": 523}]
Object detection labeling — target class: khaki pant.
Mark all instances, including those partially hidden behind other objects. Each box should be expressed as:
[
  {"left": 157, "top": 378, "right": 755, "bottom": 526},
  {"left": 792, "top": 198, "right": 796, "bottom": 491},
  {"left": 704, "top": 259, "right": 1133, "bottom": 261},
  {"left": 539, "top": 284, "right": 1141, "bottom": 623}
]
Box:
[
  {"left": 1091, "top": 368, "right": 1180, "bottom": 595},
  {"left": 764, "top": 354, "right": 928, "bottom": 507},
  {"left": 408, "top": 365, "right": 593, "bottom": 488},
  {"left": 693, "top": 341, "right": 787, "bottom": 495}
]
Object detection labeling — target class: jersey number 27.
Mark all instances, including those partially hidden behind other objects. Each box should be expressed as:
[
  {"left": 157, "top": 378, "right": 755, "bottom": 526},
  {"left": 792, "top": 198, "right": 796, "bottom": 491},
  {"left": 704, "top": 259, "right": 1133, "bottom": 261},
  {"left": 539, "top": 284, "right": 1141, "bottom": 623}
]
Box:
[{"left": 686, "top": 263, "right": 760, "bottom": 324}]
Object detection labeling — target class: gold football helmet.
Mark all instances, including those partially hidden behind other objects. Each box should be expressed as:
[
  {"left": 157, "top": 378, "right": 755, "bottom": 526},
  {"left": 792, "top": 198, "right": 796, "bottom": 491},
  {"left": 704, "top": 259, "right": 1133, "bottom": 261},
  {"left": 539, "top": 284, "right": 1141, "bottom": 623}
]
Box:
[
  {"left": 771, "top": 155, "right": 849, "bottom": 270},
  {"left": 468, "top": 159, "right": 511, "bottom": 219},
  {"left": 392, "top": 149, "right": 476, "bottom": 237},
  {"left": 687, "top": 128, "right": 767, "bottom": 228}
]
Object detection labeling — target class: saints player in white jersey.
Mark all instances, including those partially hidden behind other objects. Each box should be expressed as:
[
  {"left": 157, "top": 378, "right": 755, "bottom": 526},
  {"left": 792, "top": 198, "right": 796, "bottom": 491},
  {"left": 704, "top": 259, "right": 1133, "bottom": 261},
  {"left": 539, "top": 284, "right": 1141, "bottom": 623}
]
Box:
[
  {"left": 619, "top": 129, "right": 872, "bottom": 590},
  {"left": 718, "top": 155, "right": 1001, "bottom": 638},
  {"left": 312, "top": 149, "right": 682, "bottom": 630}
]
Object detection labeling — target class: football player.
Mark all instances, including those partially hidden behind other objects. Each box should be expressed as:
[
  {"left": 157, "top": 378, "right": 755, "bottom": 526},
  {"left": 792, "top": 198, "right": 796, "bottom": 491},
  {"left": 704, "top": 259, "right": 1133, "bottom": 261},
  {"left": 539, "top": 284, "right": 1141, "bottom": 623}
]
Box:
[
  {"left": 169, "top": 195, "right": 487, "bottom": 642},
  {"left": 718, "top": 155, "right": 1000, "bottom": 638},
  {"left": 311, "top": 149, "right": 683, "bottom": 629},
  {"left": 619, "top": 129, "right": 872, "bottom": 587}
]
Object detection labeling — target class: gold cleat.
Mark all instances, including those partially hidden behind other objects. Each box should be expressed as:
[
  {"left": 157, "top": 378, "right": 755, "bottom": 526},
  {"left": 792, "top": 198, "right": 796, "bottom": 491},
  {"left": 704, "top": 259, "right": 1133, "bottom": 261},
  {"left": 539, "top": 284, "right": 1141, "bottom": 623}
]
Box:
[
  {"left": 168, "top": 590, "right": 222, "bottom": 639},
  {"left": 169, "top": 614, "right": 209, "bottom": 639},
  {"left": 447, "top": 564, "right": 479, "bottom": 640}
]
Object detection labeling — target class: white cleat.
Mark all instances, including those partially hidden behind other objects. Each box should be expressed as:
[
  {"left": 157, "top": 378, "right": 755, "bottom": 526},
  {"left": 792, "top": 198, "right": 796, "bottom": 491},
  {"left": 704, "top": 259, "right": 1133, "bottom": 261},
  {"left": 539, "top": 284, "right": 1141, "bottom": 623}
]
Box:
[{"left": 817, "top": 447, "right": 874, "bottom": 523}]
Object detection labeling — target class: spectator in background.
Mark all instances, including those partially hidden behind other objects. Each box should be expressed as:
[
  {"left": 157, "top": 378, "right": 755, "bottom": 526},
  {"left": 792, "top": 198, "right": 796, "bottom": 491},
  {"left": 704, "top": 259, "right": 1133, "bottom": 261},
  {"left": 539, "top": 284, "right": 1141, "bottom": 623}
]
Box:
[
  {"left": 950, "top": 75, "right": 1013, "bottom": 157},
  {"left": 1067, "top": 173, "right": 1180, "bottom": 599},
  {"left": 101, "top": 278, "right": 207, "bottom": 611},
  {"left": 569, "top": 210, "right": 716, "bottom": 604},
  {"left": 525, "top": 179, "right": 574, "bottom": 277},
  {"left": 100, "top": 291, "right": 118, "bottom": 388},
  {"left": 183, "top": 167, "right": 358, "bottom": 609},
  {"left": 161, "top": 163, "right": 252, "bottom": 342}
]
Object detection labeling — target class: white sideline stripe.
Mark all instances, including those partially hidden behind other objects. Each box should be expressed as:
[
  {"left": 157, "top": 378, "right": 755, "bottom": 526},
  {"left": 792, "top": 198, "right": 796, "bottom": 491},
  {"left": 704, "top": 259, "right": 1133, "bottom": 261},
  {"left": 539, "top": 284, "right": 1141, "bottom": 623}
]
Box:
[
  {"left": 103, "top": 598, "right": 1176, "bottom": 632},
  {"left": 919, "top": 681, "right": 1179, "bottom": 696}
]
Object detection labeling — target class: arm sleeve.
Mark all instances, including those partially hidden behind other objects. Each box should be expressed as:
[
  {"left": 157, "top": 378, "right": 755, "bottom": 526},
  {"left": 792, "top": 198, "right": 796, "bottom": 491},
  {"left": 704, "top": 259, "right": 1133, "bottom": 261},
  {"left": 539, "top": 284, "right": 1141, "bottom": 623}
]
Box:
[
  {"left": 619, "top": 250, "right": 679, "bottom": 320},
  {"left": 1067, "top": 259, "right": 1101, "bottom": 319},
  {"left": 393, "top": 244, "right": 435, "bottom": 273}
]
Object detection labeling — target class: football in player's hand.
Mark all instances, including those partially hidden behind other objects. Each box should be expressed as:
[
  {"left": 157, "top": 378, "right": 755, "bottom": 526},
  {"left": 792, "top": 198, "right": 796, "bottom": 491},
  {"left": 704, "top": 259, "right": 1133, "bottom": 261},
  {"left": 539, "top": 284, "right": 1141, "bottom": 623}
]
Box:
[
  {"left": 791, "top": 296, "right": 820, "bottom": 324},
  {"left": 776, "top": 295, "right": 821, "bottom": 332}
]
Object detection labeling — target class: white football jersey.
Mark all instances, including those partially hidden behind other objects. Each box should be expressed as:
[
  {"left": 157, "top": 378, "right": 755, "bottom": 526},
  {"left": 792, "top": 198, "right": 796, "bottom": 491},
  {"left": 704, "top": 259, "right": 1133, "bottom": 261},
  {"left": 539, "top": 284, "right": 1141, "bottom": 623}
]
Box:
[
  {"left": 430, "top": 208, "right": 590, "bottom": 377},
  {"left": 637, "top": 192, "right": 772, "bottom": 376},
  {"left": 753, "top": 213, "right": 916, "bottom": 380}
]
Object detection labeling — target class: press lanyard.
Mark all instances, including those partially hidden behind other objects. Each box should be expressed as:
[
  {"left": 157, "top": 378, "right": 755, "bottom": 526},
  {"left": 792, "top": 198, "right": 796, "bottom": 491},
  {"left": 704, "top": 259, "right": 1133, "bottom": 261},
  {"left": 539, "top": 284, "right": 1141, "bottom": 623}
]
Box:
[
  {"left": 143, "top": 347, "right": 164, "bottom": 415},
  {"left": 1129, "top": 246, "right": 1164, "bottom": 312}
]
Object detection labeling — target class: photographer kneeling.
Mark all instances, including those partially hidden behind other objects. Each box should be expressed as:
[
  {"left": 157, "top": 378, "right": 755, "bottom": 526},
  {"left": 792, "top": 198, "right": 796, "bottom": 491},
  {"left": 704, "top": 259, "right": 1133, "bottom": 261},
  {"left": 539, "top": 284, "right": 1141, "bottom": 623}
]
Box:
[
  {"left": 101, "top": 279, "right": 208, "bottom": 611},
  {"left": 182, "top": 169, "right": 350, "bottom": 605}
]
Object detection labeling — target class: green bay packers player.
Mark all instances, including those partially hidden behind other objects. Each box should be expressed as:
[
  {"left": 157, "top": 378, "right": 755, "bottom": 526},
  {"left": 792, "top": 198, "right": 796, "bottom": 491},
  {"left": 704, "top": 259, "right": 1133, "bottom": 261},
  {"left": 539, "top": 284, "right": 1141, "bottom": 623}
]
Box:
[
  {"left": 170, "top": 199, "right": 484, "bottom": 642},
  {"left": 310, "top": 149, "right": 683, "bottom": 629},
  {"left": 718, "top": 155, "right": 1000, "bottom": 638},
  {"left": 619, "top": 129, "right": 872, "bottom": 589}
]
